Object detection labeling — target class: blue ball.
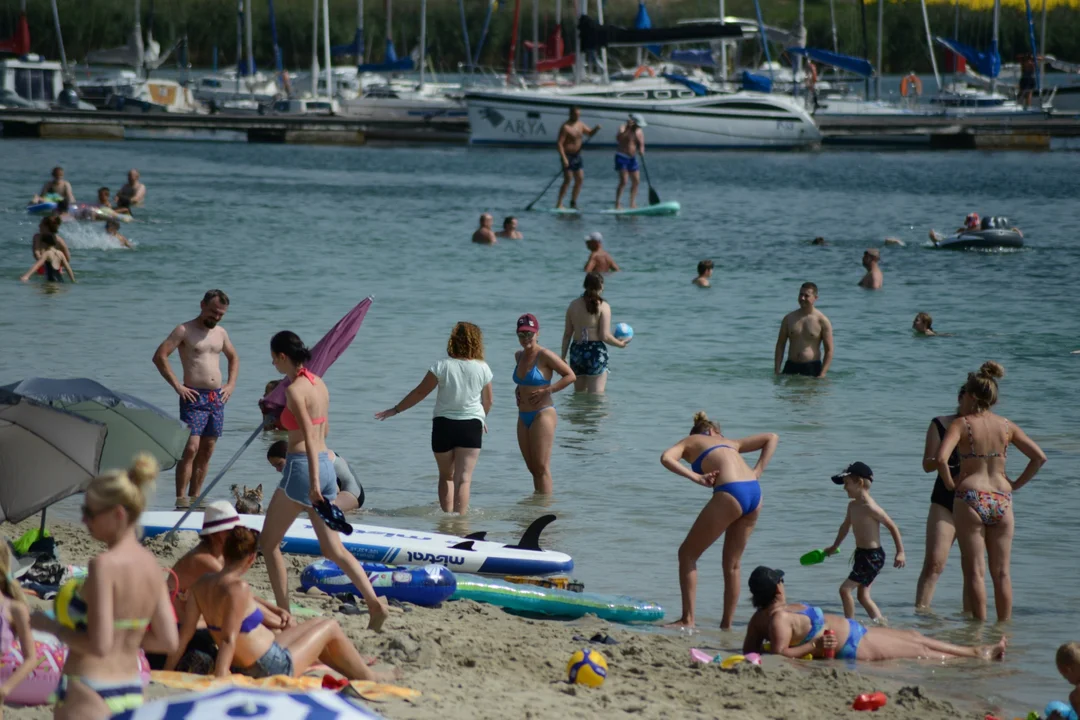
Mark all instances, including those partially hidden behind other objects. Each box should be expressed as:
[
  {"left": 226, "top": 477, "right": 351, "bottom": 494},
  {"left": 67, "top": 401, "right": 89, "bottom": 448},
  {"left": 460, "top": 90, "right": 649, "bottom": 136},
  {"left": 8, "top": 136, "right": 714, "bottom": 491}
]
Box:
[{"left": 613, "top": 322, "right": 633, "bottom": 341}]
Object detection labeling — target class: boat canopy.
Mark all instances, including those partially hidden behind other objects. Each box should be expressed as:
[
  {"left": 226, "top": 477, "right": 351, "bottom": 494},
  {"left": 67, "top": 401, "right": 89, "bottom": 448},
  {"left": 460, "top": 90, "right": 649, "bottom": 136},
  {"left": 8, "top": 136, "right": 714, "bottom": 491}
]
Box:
[
  {"left": 787, "top": 47, "right": 873, "bottom": 77},
  {"left": 934, "top": 37, "right": 1000, "bottom": 78},
  {"left": 578, "top": 15, "right": 742, "bottom": 52},
  {"left": 669, "top": 49, "right": 717, "bottom": 67},
  {"left": 741, "top": 70, "right": 773, "bottom": 93}
]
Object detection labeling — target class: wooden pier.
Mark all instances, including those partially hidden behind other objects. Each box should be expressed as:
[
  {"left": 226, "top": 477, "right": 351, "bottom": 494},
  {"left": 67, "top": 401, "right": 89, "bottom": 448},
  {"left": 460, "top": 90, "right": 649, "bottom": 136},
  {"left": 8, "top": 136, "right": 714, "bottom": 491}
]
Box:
[
  {"left": 815, "top": 111, "right": 1080, "bottom": 149},
  {"left": 0, "top": 108, "right": 470, "bottom": 145}
]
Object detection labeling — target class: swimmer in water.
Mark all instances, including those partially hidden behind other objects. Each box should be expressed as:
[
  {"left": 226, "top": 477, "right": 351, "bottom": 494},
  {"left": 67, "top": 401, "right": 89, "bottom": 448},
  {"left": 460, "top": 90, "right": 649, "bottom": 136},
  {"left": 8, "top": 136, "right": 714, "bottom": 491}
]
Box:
[
  {"left": 811, "top": 237, "right": 827, "bottom": 246},
  {"left": 858, "top": 248, "right": 883, "bottom": 290},
  {"left": 472, "top": 213, "right": 497, "bottom": 245},
  {"left": 774, "top": 282, "right": 833, "bottom": 378},
  {"left": 583, "top": 232, "right": 620, "bottom": 273},
  {"left": 32, "top": 216, "right": 70, "bottom": 262},
  {"left": 693, "top": 259, "right": 713, "bottom": 288},
  {"left": 912, "top": 312, "right": 935, "bottom": 336},
  {"left": 496, "top": 216, "right": 523, "bottom": 240},
  {"left": 21, "top": 233, "right": 75, "bottom": 283},
  {"left": 106, "top": 219, "right": 132, "bottom": 248},
  {"left": 742, "top": 566, "right": 1008, "bottom": 662},
  {"left": 32, "top": 166, "right": 75, "bottom": 205},
  {"left": 114, "top": 169, "right": 145, "bottom": 214}
]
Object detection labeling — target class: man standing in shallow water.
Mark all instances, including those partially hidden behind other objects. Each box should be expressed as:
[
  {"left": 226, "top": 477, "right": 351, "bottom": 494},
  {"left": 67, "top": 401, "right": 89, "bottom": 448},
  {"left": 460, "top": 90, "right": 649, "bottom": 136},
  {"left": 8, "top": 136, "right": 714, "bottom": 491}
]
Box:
[
  {"left": 472, "top": 213, "right": 497, "bottom": 244},
  {"left": 153, "top": 290, "right": 240, "bottom": 508},
  {"left": 775, "top": 282, "right": 833, "bottom": 378},
  {"left": 556, "top": 106, "right": 601, "bottom": 210}
]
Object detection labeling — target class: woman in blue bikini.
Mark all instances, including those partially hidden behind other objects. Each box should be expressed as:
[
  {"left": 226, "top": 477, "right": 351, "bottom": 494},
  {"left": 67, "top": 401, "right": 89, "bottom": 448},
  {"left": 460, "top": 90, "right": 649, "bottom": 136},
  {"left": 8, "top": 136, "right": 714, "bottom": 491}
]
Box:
[
  {"left": 661, "top": 411, "right": 779, "bottom": 629},
  {"left": 513, "top": 313, "right": 575, "bottom": 494},
  {"left": 742, "top": 567, "right": 1007, "bottom": 662}
]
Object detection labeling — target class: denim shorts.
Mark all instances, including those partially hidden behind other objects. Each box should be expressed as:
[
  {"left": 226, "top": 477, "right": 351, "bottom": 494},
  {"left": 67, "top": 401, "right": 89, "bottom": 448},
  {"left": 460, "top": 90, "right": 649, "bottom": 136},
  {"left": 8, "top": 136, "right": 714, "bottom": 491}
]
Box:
[
  {"left": 236, "top": 641, "right": 294, "bottom": 678},
  {"left": 279, "top": 452, "right": 338, "bottom": 507}
]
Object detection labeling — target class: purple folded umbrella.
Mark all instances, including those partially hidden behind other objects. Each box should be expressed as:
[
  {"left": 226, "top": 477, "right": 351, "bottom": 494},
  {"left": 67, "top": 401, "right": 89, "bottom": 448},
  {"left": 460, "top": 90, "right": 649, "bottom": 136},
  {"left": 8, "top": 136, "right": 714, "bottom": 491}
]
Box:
[{"left": 259, "top": 296, "right": 373, "bottom": 418}]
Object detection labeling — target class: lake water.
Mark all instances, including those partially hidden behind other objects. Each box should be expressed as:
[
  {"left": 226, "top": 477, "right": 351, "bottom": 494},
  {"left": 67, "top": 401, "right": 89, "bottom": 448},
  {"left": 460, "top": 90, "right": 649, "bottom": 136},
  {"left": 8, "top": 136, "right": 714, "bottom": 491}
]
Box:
[{"left": 1, "top": 139, "right": 1077, "bottom": 716}]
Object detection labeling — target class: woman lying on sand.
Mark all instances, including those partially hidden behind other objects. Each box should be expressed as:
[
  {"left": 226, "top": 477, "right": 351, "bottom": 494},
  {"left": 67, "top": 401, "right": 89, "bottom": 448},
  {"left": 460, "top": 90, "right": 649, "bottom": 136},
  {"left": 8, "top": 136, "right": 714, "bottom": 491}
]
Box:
[
  {"left": 742, "top": 567, "right": 1007, "bottom": 662},
  {"left": 167, "top": 526, "right": 397, "bottom": 682}
]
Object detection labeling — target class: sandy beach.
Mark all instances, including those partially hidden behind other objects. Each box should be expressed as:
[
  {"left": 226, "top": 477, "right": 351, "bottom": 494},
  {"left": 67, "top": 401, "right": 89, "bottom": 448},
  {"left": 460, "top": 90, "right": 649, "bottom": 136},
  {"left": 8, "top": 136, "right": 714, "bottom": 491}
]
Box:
[{"left": 0, "top": 516, "right": 996, "bottom": 720}]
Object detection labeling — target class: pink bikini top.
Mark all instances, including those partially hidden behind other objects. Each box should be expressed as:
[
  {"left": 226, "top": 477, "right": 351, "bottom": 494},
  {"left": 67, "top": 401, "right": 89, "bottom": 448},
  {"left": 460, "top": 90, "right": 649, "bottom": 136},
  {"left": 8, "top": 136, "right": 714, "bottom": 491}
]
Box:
[{"left": 279, "top": 368, "right": 327, "bottom": 431}]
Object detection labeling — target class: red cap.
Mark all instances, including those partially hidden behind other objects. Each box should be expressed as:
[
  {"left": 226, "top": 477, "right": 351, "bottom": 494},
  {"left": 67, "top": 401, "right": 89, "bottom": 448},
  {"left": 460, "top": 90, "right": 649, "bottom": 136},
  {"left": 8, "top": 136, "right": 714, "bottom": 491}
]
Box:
[{"left": 516, "top": 313, "right": 539, "bottom": 333}]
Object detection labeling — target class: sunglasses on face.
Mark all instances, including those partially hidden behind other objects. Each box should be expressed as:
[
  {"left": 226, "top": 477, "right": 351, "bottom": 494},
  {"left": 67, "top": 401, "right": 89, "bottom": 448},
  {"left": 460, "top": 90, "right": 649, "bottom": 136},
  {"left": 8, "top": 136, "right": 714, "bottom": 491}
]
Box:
[{"left": 517, "top": 331, "right": 535, "bottom": 339}]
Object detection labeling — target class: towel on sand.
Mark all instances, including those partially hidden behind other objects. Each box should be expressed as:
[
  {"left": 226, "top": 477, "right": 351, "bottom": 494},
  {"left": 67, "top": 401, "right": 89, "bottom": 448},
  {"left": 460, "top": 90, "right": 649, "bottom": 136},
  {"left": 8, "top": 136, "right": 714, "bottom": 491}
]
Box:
[{"left": 150, "top": 670, "right": 419, "bottom": 702}]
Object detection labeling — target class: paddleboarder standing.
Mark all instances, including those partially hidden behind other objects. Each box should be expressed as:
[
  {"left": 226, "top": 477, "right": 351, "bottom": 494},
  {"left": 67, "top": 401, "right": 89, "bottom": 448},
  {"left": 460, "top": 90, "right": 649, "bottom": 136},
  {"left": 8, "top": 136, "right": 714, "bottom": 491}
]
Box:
[
  {"left": 556, "top": 107, "right": 601, "bottom": 210},
  {"left": 615, "top": 114, "right": 647, "bottom": 209}
]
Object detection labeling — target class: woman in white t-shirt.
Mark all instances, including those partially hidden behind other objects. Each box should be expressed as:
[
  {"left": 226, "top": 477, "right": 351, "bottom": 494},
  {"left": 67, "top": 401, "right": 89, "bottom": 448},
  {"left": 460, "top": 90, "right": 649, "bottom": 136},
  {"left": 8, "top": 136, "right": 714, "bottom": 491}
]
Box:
[{"left": 375, "top": 322, "right": 493, "bottom": 513}]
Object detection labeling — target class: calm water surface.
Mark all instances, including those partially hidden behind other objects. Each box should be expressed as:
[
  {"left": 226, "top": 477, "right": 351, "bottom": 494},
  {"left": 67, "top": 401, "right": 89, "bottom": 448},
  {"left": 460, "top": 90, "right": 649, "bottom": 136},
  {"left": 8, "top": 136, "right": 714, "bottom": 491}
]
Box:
[{"left": 1, "top": 139, "right": 1077, "bottom": 715}]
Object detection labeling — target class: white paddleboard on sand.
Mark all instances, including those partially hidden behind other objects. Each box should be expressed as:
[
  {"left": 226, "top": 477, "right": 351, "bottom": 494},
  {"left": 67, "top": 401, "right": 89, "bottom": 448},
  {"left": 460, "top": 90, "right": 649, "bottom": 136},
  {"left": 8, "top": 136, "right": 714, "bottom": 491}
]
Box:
[{"left": 140, "top": 511, "right": 573, "bottom": 577}]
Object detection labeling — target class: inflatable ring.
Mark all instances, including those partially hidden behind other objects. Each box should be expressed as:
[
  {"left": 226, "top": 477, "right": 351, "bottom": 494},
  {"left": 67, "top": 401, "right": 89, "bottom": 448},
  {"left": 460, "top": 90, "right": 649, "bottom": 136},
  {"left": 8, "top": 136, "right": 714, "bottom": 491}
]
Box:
[
  {"left": 807, "top": 62, "right": 818, "bottom": 89},
  {"left": 900, "top": 74, "right": 923, "bottom": 97},
  {"left": 633, "top": 65, "right": 656, "bottom": 79},
  {"left": 0, "top": 635, "right": 151, "bottom": 706}
]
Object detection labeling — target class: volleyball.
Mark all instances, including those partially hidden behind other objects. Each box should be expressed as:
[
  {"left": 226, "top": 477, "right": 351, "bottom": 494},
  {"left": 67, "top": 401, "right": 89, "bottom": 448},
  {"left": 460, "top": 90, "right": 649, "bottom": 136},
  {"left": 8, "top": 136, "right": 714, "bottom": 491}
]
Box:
[
  {"left": 613, "top": 323, "right": 634, "bottom": 341},
  {"left": 55, "top": 579, "right": 88, "bottom": 631},
  {"left": 566, "top": 648, "right": 608, "bottom": 687}
]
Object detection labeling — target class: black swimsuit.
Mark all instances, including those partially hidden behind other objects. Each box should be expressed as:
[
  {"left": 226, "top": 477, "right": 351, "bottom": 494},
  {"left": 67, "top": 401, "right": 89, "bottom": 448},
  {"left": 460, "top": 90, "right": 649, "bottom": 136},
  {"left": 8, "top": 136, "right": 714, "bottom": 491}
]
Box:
[{"left": 930, "top": 417, "right": 961, "bottom": 512}]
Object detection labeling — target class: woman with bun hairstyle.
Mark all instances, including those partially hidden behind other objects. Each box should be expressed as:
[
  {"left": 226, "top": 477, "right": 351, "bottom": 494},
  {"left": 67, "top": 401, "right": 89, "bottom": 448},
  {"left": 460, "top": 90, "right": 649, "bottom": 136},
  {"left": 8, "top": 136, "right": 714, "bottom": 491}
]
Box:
[
  {"left": 31, "top": 455, "right": 178, "bottom": 719},
  {"left": 937, "top": 362, "right": 1047, "bottom": 622},
  {"left": 375, "top": 322, "right": 494, "bottom": 513},
  {"left": 259, "top": 331, "right": 389, "bottom": 630},
  {"left": 660, "top": 412, "right": 779, "bottom": 629}
]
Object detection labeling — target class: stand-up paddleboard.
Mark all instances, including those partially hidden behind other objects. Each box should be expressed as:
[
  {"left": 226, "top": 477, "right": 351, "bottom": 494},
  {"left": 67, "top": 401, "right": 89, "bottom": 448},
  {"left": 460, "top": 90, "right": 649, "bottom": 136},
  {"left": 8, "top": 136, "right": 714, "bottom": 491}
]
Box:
[
  {"left": 599, "top": 201, "right": 680, "bottom": 217},
  {"left": 140, "top": 512, "right": 573, "bottom": 577},
  {"left": 451, "top": 574, "right": 664, "bottom": 624},
  {"left": 535, "top": 207, "right": 581, "bottom": 215}
]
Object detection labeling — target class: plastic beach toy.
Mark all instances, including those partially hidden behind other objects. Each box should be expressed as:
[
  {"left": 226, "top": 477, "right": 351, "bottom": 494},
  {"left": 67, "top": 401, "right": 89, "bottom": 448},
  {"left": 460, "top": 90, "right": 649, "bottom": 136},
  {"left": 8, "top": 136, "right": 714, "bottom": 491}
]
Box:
[
  {"left": 800, "top": 549, "right": 829, "bottom": 566},
  {"left": 852, "top": 692, "right": 888, "bottom": 711},
  {"left": 1045, "top": 700, "right": 1079, "bottom": 720},
  {"left": 613, "top": 323, "right": 633, "bottom": 341}
]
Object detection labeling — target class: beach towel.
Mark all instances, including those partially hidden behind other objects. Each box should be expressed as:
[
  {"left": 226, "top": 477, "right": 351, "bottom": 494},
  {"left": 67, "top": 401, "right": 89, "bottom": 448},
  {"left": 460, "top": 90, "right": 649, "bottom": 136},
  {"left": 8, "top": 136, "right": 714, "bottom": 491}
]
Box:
[{"left": 149, "top": 670, "right": 419, "bottom": 702}]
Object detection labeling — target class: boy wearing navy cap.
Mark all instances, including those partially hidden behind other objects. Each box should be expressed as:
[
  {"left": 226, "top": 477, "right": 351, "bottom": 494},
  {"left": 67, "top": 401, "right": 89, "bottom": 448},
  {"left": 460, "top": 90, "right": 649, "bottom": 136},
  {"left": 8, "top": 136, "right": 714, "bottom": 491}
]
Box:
[{"left": 823, "top": 462, "right": 906, "bottom": 622}]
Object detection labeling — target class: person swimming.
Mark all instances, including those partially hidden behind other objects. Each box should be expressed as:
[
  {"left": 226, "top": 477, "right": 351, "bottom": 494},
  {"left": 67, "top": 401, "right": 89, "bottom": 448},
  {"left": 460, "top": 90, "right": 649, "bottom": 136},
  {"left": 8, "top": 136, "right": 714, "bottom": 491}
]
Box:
[{"left": 21, "top": 233, "right": 75, "bottom": 283}]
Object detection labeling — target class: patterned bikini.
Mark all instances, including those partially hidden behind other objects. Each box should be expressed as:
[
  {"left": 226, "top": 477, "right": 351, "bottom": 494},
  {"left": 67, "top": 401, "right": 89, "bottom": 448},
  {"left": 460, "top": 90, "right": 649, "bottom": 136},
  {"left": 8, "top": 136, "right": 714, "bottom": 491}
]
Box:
[{"left": 954, "top": 417, "right": 1012, "bottom": 526}]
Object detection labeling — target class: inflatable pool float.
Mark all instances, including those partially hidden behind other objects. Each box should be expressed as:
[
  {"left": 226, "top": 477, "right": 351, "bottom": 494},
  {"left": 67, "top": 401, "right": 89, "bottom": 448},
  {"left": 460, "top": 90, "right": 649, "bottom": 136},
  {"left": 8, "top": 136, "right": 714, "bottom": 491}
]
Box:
[
  {"left": 25, "top": 193, "right": 63, "bottom": 216},
  {"left": 140, "top": 511, "right": 573, "bottom": 577},
  {"left": 450, "top": 574, "right": 664, "bottom": 624},
  {"left": 930, "top": 217, "right": 1024, "bottom": 250},
  {"left": 299, "top": 559, "right": 456, "bottom": 607},
  {"left": 0, "top": 632, "right": 151, "bottom": 705}
]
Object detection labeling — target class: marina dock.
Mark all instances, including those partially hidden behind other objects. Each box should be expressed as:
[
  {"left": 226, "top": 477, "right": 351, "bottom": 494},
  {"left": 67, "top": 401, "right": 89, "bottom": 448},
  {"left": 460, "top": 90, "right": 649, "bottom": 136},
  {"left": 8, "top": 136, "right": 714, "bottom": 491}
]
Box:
[{"left": 2, "top": 106, "right": 1079, "bottom": 149}]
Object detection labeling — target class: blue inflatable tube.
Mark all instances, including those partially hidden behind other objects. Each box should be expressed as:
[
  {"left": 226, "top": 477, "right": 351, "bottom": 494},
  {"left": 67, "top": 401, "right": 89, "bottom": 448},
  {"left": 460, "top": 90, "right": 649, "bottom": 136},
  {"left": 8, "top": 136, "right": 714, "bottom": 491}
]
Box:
[
  {"left": 451, "top": 574, "right": 664, "bottom": 624},
  {"left": 26, "top": 201, "right": 57, "bottom": 216},
  {"left": 299, "top": 559, "right": 457, "bottom": 607}
]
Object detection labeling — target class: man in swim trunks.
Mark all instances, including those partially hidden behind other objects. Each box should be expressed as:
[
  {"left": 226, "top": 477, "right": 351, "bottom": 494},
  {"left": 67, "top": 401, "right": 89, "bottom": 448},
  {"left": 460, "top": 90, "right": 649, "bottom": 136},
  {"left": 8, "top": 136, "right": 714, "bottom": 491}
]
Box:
[
  {"left": 858, "top": 248, "right": 883, "bottom": 290},
  {"left": 556, "top": 106, "right": 601, "bottom": 210},
  {"left": 153, "top": 290, "right": 239, "bottom": 508},
  {"left": 114, "top": 168, "right": 146, "bottom": 214},
  {"left": 472, "top": 213, "right": 497, "bottom": 244},
  {"left": 614, "top": 113, "right": 646, "bottom": 209},
  {"left": 496, "top": 216, "right": 523, "bottom": 240},
  {"left": 33, "top": 166, "right": 75, "bottom": 205},
  {"left": 774, "top": 281, "right": 833, "bottom": 378},
  {"left": 583, "top": 232, "right": 620, "bottom": 273}
]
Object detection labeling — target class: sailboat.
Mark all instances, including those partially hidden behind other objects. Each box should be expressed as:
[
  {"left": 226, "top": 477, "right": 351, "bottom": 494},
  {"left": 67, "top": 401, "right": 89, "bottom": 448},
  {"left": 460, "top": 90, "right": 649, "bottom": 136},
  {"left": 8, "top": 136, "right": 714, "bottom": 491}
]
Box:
[
  {"left": 76, "top": 0, "right": 199, "bottom": 112},
  {"left": 193, "top": 0, "right": 281, "bottom": 111}
]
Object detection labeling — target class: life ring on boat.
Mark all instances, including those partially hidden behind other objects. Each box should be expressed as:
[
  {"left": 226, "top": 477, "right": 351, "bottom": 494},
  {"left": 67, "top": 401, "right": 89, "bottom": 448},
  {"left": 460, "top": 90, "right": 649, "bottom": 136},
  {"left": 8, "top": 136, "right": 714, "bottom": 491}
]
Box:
[
  {"left": 807, "top": 62, "right": 818, "bottom": 89},
  {"left": 633, "top": 65, "right": 656, "bottom": 79},
  {"left": 900, "top": 73, "right": 923, "bottom": 97}
]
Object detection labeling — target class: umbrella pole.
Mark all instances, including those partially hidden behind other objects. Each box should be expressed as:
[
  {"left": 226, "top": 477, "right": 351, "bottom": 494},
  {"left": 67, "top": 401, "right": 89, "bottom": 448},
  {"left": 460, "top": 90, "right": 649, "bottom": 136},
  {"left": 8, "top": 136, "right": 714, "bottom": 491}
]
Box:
[
  {"left": 164, "top": 424, "right": 262, "bottom": 541},
  {"left": 39, "top": 508, "right": 46, "bottom": 536}
]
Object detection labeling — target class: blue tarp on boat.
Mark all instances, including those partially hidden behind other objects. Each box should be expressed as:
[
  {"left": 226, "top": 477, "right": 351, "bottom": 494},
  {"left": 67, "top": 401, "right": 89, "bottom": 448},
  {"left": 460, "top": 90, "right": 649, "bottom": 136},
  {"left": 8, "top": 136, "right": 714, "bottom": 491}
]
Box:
[
  {"left": 786, "top": 47, "right": 873, "bottom": 77},
  {"left": 741, "top": 70, "right": 772, "bottom": 93},
  {"left": 660, "top": 72, "right": 709, "bottom": 95},
  {"left": 332, "top": 29, "right": 365, "bottom": 58},
  {"left": 934, "top": 36, "right": 1000, "bottom": 78},
  {"left": 634, "top": 2, "right": 661, "bottom": 56},
  {"left": 357, "top": 39, "right": 414, "bottom": 72}
]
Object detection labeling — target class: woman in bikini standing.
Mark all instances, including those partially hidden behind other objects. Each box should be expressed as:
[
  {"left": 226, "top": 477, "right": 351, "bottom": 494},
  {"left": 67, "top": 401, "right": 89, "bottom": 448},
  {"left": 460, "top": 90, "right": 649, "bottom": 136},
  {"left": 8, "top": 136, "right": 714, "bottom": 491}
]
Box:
[
  {"left": 937, "top": 362, "right": 1046, "bottom": 622},
  {"left": 561, "top": 272, "right": 629, "bottom": 394},
  {"left": 661, "top": 411, "right": 779, "bottom": 629},
  {"left": 31, "top": 455, "right": 178, "bottom": 719},
  {"left": 258, "top": 331, "right": 389, "bottom": 630},
  {"left": 514, "top": 313, "right": 575, "bottom": 494},
  {"left": 915, "top": 387, "right": 973, "bottom": 612}
]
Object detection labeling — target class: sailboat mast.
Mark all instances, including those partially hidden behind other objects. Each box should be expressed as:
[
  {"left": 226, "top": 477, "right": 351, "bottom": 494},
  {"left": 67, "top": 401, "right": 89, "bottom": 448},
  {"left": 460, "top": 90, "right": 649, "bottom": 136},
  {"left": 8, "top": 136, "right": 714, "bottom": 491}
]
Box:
[
  {"left": 573, "top": 0, "right": 582, "bottom": 84},
  {"left": 245, "top": 0, "right": 254, "bottom": 90},
  {"left": 919, "top": 0, "right": 941, "bottom": 91},
  {"left": 828, "top": 0, "right": 838, "bottom": 54},
  {"left": 1038, "top": 0, "right": 1047, "bottom": 102},
  {"left": 596, "top": 0, "right": 608, "bottom": 83},
  {"left": 419, "top": 0, "right": 427, "bottom": 86},
  {"left": 532, "top": 0, "right": 540, "bottom": 74},
  {"left": 876, "top": 0, "right": 883, "bottom": 99},
  {"left": 322, "top": 0, "right": 332, "bottom": 98},
  {"left": 311, "top": 0, "right": 319, "bottom": 96},
  {"left": 507, "top": 0, "right": 522, "bottom": 84},
  {"left": 49, "top": 0, "right": 69, "bottom": 80},
  {"left": 795, "top": 0, "right": 803, "bottom": 97},
  {"left": 236, "top": 0, "right": 243, "bottom": 93},
  {"left": 386, "top": 0, "right": 392, "bottom": 57},
  {"left": 858, "top": 0, "right": 869, "bottom": 98},
  {"left": 359, "top": 0, "right": 365, "bottom": 63},
  {"left": 989, "top": 0, "right": 1000, "bottom": 95},
  {"left": 719, "top": 0, "right": 727, "bottom": 81}
]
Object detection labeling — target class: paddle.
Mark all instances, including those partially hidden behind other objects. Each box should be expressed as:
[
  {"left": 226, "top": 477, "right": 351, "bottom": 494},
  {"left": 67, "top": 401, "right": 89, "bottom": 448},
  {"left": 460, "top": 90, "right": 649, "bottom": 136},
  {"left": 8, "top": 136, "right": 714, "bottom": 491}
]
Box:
[
  {"left": 525, "top": 132, "right": 597, "bottom": 212},
  {"left": 639, "top": 152, "right": 661, "bottom": 206}
]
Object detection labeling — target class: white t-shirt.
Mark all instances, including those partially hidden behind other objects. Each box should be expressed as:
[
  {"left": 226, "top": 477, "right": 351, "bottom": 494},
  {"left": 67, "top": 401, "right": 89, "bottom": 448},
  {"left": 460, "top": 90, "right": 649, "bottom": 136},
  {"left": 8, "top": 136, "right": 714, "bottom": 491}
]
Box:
[{"left": 430, "top": 357, "right": 493, "bottom": 422}]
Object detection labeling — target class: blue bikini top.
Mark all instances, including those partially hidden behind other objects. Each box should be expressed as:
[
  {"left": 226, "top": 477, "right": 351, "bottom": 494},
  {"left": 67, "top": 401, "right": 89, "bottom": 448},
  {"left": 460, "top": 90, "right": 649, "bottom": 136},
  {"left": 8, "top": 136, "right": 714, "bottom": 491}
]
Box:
[
  {"left": 207, "top": 606, "right": 264, "bottom": 634},
  {"left": 690, "top": 444, "right": 734, "bottom": 474},
  {"left": 513, "top": 358, "right": 550, "bottom": 387},
  {"left": 796, "top": 603, "right": 826, "bottom": 645}
]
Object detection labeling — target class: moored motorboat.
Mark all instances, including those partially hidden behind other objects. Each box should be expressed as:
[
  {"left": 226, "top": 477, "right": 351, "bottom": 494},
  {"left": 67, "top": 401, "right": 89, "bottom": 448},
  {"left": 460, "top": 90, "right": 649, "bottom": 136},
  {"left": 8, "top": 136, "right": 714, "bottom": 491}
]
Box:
[{"left": 930, "top": 216, "right": 1024, "bottom": 250}]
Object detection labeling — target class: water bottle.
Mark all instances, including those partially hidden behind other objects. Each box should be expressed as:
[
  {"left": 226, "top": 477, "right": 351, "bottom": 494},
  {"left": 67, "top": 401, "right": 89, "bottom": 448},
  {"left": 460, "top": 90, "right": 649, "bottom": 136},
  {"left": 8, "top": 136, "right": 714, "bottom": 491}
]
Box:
[{"left": 822, "top": 629, "right": 836, "bottom": 659}]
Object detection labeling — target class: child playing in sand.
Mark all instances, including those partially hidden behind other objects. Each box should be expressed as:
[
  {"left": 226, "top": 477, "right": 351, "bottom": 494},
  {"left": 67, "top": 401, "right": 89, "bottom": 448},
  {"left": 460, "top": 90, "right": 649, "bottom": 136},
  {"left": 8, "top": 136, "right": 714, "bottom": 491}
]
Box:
[
  {"left": 823, "top": 462, "right": 905, "bottom": 623},
  {"left": 21, "top": 233, "right": 75, "bottom": 283},
  {"left": 1053, "top": 643, "right": 1080, "bottom": 719},
  {"left": 0, "top": 542, "right": 41, "bottom": 705}
]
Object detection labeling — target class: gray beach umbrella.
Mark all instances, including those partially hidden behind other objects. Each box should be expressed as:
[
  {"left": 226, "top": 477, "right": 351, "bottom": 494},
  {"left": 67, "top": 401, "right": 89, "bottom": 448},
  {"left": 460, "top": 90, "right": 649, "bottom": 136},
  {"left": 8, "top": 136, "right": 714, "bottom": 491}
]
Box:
[
  {"left": 110, "top": 687, "right": 386, "bottom": 720},
  {"left": 1, "top": 378, "right": 189, "bottom": 473},
  {"left": 0, "top": 394, "right": 107, "bottom": 523}
]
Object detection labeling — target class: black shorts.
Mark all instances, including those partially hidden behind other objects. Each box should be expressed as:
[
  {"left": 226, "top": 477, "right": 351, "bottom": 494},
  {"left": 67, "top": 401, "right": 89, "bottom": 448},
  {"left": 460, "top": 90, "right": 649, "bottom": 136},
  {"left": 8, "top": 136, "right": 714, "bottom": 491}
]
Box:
[
  {"left": 848, "top": 547, "right": 886, "bottom": 587},
  {"left": 146, "top": 628, "right": 217, "bottom": 671},
  {"left": 1019, "top": 76, "right": 1036, "bottom": 91},
  {"left": 431, "top": 417, "right": 483, "bottom": 453},
  {"left": 782, "top": 359, "right": 823, "bottom": 377},
  {"left": 565, "top": 153, "right": 583, "bottom": 172}
]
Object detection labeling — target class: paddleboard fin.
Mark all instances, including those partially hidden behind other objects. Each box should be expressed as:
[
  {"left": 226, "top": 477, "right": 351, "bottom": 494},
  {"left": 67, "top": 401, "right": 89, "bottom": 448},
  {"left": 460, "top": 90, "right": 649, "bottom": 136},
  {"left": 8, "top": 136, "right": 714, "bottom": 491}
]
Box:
[
  {"left": 451, "top": 540, "right": 476, "bottom": 551},
  {"left": 464, "top": 531, "right": 488, "bottom": 541},
  {"left": 509, "top": 514, "right": 556, "bottom": 552}
]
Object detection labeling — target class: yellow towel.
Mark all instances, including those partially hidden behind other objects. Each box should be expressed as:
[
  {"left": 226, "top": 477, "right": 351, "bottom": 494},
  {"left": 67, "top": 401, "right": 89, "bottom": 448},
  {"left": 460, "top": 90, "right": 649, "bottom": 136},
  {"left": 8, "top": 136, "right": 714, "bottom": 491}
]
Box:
[{"left": 149, "top": 670, "right": 419, "bottom": 701}]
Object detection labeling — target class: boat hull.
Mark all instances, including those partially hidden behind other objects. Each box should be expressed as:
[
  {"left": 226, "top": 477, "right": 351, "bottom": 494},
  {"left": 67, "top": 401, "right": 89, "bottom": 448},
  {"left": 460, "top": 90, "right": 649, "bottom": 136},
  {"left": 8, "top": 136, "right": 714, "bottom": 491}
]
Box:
[{"left": 465, "top": 90, "right": 820, "bottom": 149}]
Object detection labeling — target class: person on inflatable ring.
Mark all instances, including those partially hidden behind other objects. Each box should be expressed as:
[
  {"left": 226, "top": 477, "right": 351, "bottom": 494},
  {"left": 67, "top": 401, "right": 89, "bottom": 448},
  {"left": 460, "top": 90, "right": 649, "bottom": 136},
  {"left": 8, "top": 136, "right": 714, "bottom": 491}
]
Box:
[
  {"left": 957, "top": 212, "right": 980, "bottom": 233},
  {"left": 0, "top": 542, "right": 41, "bottom": 706}
]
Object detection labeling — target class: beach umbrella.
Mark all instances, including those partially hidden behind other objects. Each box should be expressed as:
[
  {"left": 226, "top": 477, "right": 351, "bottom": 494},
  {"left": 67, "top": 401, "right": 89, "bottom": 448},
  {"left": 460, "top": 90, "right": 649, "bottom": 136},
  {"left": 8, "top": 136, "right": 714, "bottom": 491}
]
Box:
[
  {"left": 0, "top": 393, "right": 106, "bottom": 523},
  {"left": 111, "top": 687, "right": 385, "bottom": 720},
  {"left": 0, "top": 378, "right": 189, "bottom": 473}
]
